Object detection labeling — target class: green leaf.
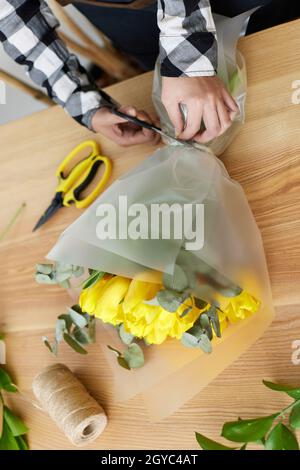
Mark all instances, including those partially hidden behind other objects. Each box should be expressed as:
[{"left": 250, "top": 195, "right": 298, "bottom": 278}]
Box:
[
  {"left": 265, "top": 422, "right": 299, "bottom": 450},
  {"left": 59, "top": 280, "right": 70, "bottom": 289},
  {"left": 163, "top": 265, "right": 189, "bottom": 292},
  {"left": 15, "top": 435, "right": 28, "bottom": 450},
  {"left": 198, "top": 333, "right": 212, "bottom": 354},
  {"left": 58, "top": 314, "right": 73, "bottom": 333},
  {"left": 42, "top": 336, "right": 58, "bottom": 355},
  {"left": 124, "top": 343, "right": 144, "bottom": 369},
  {"left": 35, "top": 263, "right": 53, "bottom": 275},
  {"left": 263, "top": 380, "right": 300, "bottom": 400},
  {"left": 0, "top": 420, "right": 19, "bottom": 450},
  {"left": 117, "top": 356, "right": 131, "bottom": 370},
  {"left": 35, "top": 273, "right": 55, "bottom": 285},
  {"left": 73, "top": 328, "right": 92, "bottom": 345},
  {"left": 180, "top": 306, "right": 192, "bottom": 318},
  {"left": 63, "top": 333, "right": 87, "bottom": 355},
  {"left": 181, "top": 332, "right": 199, "bottom": 349},
  {"left": 72, "top": 266, "right": 84, "bottom": 278},
  {"left": 222, "top": 414, "right": 277, "bottom": 443},
  {"left": 239, "top": 444, "right": 247, "bottom": 450},
  {"left": 218, "top": 285, "right": 243, "bottom": 297},
  {"left": 55, "top": 318, "right": 66, "bottom": 342},
  {"left": 68, "top": 307, "right": 87, "bottom": 328},
  {"left": 157, "top": 289, "right": 182, "bottom": 312},
  {"left": 4, "top": 407, "right": 28, "bottom": 436},
  {"left": 0, "top": 367, "right": 17, "bottom": 393},
  {"left": 82, "top": 271, "right": 105, "bottom": 290},
  {"left": 207, "top": 306, "right": 221, "bottom": 338},
  {"left": 199, "top": 314, "right": 213, "bottom": 340},
  {"left": 194, "top": 298, "right": 208, "bottom": 310},
  {"left": 195, "top": 432, "right": 237, "bottom": 450},
  {"left": 289, "top": 401, "right": 300, "bottom": 430},
  {"left": 119, "top": 324, "right": 134, "bottom": 345}
]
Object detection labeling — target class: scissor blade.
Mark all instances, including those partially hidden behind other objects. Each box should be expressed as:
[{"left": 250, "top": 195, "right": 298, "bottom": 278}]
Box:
[
  {"left": 33, "top": 193, "right": 64, "bottom": 232},
  {"left": 111, "top": 108, "right": 194, "bottom": 147}
]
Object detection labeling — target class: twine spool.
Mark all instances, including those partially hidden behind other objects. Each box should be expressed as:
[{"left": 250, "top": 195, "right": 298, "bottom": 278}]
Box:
[{"left": 32, "top": 363, "right": 107, "bottom": 447}]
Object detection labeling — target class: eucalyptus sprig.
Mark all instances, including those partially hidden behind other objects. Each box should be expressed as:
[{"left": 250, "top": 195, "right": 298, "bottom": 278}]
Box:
[
  {"left": 35, "top": 262, "right": 84, "bottom": 289},
  {"left": 43, "top": 304, "right": 96, "bottom": 356},
  {"left": 0, "top": 339, "right": 29, "bottom": 450},
  {"left": 196, "top": 380, "right": 300, "bottom": 450}
]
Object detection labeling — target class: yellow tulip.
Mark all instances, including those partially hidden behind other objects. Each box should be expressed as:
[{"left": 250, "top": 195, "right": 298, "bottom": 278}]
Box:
[{"left": 223, "top": 291, "right": 260, "bottom": 324}]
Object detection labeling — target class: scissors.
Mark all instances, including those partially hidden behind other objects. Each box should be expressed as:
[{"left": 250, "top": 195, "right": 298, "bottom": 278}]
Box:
[
  {"left": 33, "top": 140, "right": 112, "bottom": 231},
  {"left": 98, "top": 89, "right": 195, "bottom": 147}
]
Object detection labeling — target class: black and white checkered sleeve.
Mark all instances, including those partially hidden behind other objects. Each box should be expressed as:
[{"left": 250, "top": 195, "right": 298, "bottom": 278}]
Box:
[
  {"left": 157, "top": 0, "right": 218, "bottom": 77},
  {"left": 0, "top": 0, "right": 111, "bottom": 129}
]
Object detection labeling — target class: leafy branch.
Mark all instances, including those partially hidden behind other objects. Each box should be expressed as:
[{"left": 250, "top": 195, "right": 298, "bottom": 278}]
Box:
[
  {"left": 196, "top": 380, "right": 300, "bottom": 450},
  {"left": 0, "top": 338, "right": 29, "bottom": 450}
]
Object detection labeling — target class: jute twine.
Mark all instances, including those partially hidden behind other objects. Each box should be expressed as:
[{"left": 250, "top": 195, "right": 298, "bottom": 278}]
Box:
[{"left": 32, "top": 363, "right": 107, "bottom": 447}]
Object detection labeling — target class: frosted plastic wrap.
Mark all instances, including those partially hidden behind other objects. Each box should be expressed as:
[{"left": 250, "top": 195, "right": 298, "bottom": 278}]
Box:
[{"left": 47, "top": 9, "right": 274, "bottom": 419}]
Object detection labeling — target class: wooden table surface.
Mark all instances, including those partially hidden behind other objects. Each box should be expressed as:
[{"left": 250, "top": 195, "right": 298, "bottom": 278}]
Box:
[{"left": 0, "top": 20, "right": 300, "bottom": 450}]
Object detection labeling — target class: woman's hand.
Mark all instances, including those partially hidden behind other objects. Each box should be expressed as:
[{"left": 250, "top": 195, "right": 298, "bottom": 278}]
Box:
[
  {"left": 162, "top": 76, "right": 238, "bottom": 144},
  {"left": 91, "top": 106, "right": 160, "bottom": 146}
]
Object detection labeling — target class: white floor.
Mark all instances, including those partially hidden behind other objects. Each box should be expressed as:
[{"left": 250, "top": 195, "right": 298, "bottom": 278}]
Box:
[{"left": 0, "top": 5, "right": 101, "bottom": 126}]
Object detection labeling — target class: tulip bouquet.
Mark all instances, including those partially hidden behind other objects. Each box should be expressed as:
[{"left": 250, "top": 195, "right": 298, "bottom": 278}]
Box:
[{"left": 36, "top": 253, "right": 260, "bottom": 370}]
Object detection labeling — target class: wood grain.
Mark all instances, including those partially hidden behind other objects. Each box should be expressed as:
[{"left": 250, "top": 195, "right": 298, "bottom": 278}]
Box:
[{"left": 0, "top": 20, "right": 300, "bottom": 449}]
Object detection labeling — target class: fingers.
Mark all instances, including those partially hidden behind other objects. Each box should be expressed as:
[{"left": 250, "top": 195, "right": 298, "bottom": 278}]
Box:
[
  {"left": 163, "top": 102, "right": 184, "bottom": 137},
  {"left": 113, "top": 108, "right": 160, "bottom": 147},
  {"left": 178, "top": 101, "right": 203, "bottom": 141},
  {"left": 221, "top": 88, "right": 238, "bottom": 114}
]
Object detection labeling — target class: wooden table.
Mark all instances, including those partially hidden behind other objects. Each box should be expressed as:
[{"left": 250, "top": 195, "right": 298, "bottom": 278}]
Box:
[{"left": 0, "top": 20, "right": 300, "bottom": 450}]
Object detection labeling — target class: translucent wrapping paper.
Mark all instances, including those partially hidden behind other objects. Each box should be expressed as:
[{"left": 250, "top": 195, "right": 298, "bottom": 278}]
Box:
[{"left": 47, "top": 10, "right": 274, "bottom": 419}]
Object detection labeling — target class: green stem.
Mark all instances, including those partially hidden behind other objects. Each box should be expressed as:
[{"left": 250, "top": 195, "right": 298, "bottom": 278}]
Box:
[
  {"left": 0, "top": 203, "right": 26, "bottom": 242},
  {"left": 279, "top": 400, "right": 299, "bottom": 418}
]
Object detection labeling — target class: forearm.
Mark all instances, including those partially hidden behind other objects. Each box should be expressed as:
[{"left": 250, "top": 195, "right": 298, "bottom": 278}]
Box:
[
  {"left": 157, "top": 0, "right": 218, "bottom": 77},
  {"left": 0, "top": 0, "right": 110, "bottom": 129}
]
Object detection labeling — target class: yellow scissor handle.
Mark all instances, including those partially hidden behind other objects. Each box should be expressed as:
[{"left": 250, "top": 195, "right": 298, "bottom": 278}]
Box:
[
  {"left": 63, "top": 155, "right": 112, "bottom": 209},
  {"left": 55, "top": 140, "right": 112, "bottom": 209},
  {"left": 55, "top": 140, "right": 100, "bottom": 194}
]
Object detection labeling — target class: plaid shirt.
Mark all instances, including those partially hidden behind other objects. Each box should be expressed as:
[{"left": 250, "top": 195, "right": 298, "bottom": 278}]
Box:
[{"left": 0, "top": 0, "right": 217, "bottom": 129}]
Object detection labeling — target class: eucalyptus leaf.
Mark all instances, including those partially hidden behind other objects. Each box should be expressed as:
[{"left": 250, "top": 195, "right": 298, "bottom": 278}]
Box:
[
  {"left": 55, "top": 319, "right": 66, "bottom": 343},
  {"left": 4, "top": 406, "right": 28, "bottom": 437},
  {"left": 195, "top": 432, "right": 237, "bottom": 450},
  {"left": 73, "top": 328, "right": 92, "bottom": 345},
  {"left": 119, "top": 324, "right": 134, "bottom": 345},
  {"left": 207, "top": 305, "right": 221, "bottom": 338},
  {"left": 58, "top": 314, "right": 72, "bottom": 333},
  {"left": 35, "top": 273, "right": 55, "bottom": 285},
  {"left": 289, "top": 401, "right": 300, "bottom": 430},
  {"left": 55, "top": 270, "right": 73, "bottom": 283},
  {"left": 198, "top": 334, "right": 212, "bottom": 354},
  {"left": 124, "top": 343, "right": 144, "bottom": 369},
  {"left": 72, "top": 266, "right": 84, "bottom": 278},
  {"left": 265, "top": 422, "right": 299, "bottom": 450},
  {"left": 59, "top": 280, "right": 70, "bottom": 289},
  {"left": 163, "top": 265, "right": 189, "bottom": 292},
  {"left": 0, "top": 367, "right": 17, "bottom": 393},
  {"left": 42, "top": 337, "right": 57, "bottom": 356},
  {"left": 35, "top": 263, "right": 53, "bottom": 275},
  {"left": 63, "top": 333, "right": 87, "bottom": 355},
  {"left": 194, "top": 298, "right": 208, "bottom": 310},
  {"left": 263, "top": 380, "right": 300, "bottom": 400},
  {"left": 117, "top": 356, "right": 131, "bottom": 370},
  {"left": 222, "top": 414, "right": 278, "bottom": 443},
  {"left": 68, "top": 307, "right": 87, "bottom": 328},
  {"left": 218, "top": 285, "right": 243, "bottom": 297},
  {"left": 157, "top": 289, "right": 182, "bottom": 312},
  {"left": 181, "top": 332, "right": 200, "bottom": 349}
]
